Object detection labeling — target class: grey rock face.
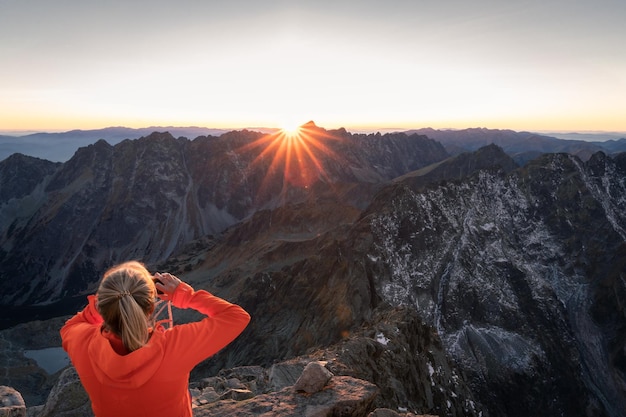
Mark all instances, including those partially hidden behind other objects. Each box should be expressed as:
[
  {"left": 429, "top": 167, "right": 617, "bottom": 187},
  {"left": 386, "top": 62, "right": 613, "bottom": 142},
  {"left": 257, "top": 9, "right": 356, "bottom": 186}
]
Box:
[
  {"left": 268, "top": 362, "right": 306, "bottom": 392},
  {"left": 366, "top": 151, "right": 626, "bottom": 416},
  {"left": 38, "top": 367, "right": 93, "bottom": 417}
]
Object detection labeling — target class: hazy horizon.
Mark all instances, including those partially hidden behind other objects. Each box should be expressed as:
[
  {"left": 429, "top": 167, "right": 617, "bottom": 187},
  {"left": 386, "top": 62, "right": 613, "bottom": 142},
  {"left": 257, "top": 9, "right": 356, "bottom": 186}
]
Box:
[{"left": 2, "top": 124, "right": 625, "bottom": 143}]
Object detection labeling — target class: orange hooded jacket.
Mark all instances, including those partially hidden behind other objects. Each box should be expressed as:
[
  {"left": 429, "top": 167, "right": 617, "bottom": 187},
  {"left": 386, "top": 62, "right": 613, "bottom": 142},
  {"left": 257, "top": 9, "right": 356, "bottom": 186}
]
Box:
[{"left": 61, "top": 282, "right": 250, "bottom": 417}]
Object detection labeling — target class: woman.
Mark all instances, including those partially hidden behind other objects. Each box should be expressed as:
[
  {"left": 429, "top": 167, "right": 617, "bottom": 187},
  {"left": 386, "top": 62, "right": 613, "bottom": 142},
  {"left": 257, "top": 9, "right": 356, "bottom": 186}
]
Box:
[{"left": 61, "top": 261, "right": 250, "bottom": 417}]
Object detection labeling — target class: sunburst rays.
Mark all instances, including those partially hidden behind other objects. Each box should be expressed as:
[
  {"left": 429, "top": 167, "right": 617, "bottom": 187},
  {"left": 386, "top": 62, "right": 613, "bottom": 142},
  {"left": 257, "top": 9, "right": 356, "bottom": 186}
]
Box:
[{"left": 237, "top": 122, "right": 343, "bottom": 202}]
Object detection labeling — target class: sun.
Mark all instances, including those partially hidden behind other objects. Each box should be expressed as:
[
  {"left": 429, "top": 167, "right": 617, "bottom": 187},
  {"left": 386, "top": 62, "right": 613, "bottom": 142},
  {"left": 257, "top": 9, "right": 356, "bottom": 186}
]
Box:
[{"left": 279, "top": 119, "right": 303, "bottom": 136}]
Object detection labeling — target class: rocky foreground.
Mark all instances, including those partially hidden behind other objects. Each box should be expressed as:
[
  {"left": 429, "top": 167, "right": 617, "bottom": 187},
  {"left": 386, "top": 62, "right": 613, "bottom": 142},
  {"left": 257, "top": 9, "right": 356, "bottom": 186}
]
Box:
[
  {"left": 5, "top": 361, "right": 382, "bottom": 417},
  {"left": 2, "top": 347, "right": 441, "bottom": 417},
  {"left": 2, "top": 362, "right": 436, "bottom": 417},
  {"left": 1, "top": 306, "right": 481, "bottom": 417}
]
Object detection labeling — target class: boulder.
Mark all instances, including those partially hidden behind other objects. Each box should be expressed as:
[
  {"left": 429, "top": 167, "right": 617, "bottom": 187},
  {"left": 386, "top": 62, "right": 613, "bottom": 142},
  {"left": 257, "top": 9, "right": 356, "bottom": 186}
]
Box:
[
  {"left": 38, "top": 367, "right": 93, "bottom": 417},
  {"left": 268, "top": 361, "right": 306, "bottom": 391},
  {"left": 293, "top": 361, "right": 333, "bottom": 394},
  {"left": 0, "top": 386, "right": 26, "bottom": 417}
]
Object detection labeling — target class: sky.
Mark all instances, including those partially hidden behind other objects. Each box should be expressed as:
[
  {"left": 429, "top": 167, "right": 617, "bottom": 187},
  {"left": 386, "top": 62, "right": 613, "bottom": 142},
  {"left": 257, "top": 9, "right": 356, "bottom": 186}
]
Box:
[{"left": 1, "top": 0, "right": 625, "bottom": 133}]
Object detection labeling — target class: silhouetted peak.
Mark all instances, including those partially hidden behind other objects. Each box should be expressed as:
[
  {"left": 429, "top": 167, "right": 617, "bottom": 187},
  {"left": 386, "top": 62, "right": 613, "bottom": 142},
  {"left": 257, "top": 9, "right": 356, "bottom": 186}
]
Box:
[
  {"left": 140, "top": 131, "right": 177, "bottom": 141},
  {"left": 93, "top": 138, "right": 112, "bottom": 148},
  {"left": 473, "top": 143, "right": 514, "bottom": 163}
]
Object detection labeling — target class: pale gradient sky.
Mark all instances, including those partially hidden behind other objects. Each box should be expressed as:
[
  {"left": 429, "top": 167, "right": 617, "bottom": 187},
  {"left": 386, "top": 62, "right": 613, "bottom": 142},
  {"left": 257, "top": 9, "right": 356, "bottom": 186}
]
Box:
[{"left": 1, "top": 0, "right": 625, "bottom": 132}]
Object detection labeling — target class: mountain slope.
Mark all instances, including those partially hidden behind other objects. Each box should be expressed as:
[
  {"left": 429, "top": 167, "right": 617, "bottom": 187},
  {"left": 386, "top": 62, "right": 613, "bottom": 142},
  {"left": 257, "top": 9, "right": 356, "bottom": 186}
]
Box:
[
  {"left": 363, "top": 150, "right": 626, "bottom": 417},
  {"left": 0, "top": 125, "right": 448, "bottom": 312},
  {"left": 0, "top": 154, "right": 60, "bottom": 203}
]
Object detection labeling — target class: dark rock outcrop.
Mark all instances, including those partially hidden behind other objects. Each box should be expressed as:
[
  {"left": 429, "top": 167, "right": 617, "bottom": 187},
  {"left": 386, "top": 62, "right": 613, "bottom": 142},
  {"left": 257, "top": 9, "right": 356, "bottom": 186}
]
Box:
[
  {"left": 36, "top": 367, "right": 92, "bottom": 417},
  {"left": 0, "top": 154, "right": 60, "bottom": 203},
  {"left": 394, "top": 143, "right": 518, "bottom": 189}
]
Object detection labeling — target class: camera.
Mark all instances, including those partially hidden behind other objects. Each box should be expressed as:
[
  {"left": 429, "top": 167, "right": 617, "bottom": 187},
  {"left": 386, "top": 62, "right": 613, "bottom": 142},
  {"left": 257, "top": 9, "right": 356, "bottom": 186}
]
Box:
[{"left": 153, "top": 277, "right": 164, "bottom": 295}]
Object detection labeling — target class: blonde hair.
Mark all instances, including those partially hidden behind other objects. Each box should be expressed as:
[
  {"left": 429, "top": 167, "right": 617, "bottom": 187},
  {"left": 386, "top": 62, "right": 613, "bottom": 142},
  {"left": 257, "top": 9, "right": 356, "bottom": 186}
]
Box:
[{"left": 97, "top": 261, "right": 156, "bottom": 352}]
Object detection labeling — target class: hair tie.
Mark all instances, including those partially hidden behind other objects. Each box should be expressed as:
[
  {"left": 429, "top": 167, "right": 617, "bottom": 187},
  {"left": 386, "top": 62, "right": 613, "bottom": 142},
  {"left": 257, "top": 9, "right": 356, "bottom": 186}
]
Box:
[{"left": 117, "top": 291, "right": 132, "bottom": 300}]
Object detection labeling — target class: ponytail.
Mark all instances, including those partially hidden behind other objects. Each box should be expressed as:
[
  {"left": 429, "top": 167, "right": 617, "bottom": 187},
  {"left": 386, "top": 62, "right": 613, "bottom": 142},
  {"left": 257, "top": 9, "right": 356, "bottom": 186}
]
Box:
[{"left": 97, "top": 261, "right": 156, "bottom": 352}]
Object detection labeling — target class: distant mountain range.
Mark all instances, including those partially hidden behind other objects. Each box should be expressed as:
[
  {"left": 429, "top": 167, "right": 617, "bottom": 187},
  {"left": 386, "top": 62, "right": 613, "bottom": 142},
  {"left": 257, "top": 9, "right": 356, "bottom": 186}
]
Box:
[
  {"left": 1, "top": 125, "right": 625, "bottom": 163},
  {"left": 406, "top": 127, "right": 626, "bottom": 164},
  {"left": 0, "top": 126, "right": 265, "bottom": 162},
  {"left": 1, "top": 122, "right": 625, "bottom": 416}
]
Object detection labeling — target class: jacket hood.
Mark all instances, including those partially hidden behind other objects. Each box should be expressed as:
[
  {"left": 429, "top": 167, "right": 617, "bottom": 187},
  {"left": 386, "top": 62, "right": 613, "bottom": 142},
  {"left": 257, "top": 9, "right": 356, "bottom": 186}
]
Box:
[{"left": 88, "top": 330, "right": 165, "bottom": 389}]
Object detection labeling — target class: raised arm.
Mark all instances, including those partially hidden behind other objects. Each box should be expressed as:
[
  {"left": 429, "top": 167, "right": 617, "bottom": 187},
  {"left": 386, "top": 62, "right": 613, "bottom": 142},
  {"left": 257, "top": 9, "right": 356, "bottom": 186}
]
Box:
[{"left": 155, "top": 273, "right": 251, "bottom": 370}]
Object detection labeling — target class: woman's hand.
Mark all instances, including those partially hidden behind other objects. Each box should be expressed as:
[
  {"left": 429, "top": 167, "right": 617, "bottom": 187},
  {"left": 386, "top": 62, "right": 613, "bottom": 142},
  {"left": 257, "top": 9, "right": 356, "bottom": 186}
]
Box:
[{"left": 153, "top": 272, "right": 182, "bottom": 300}]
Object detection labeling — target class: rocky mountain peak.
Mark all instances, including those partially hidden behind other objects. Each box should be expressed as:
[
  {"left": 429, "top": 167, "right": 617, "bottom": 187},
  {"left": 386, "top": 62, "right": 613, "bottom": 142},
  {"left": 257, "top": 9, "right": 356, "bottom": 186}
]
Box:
[
  {"left": 0, "top": 154, "right": 60, "bottom": 203},
  {"left": 301, "top": 120, "right": 318, "bottom": 129}
]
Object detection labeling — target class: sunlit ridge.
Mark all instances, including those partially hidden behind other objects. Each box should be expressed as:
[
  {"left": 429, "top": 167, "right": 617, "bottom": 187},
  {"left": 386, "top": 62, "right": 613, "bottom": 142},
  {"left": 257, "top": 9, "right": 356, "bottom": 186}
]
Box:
[{"left": 237, "top": 121, "right": 342, "bottom": 201}]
